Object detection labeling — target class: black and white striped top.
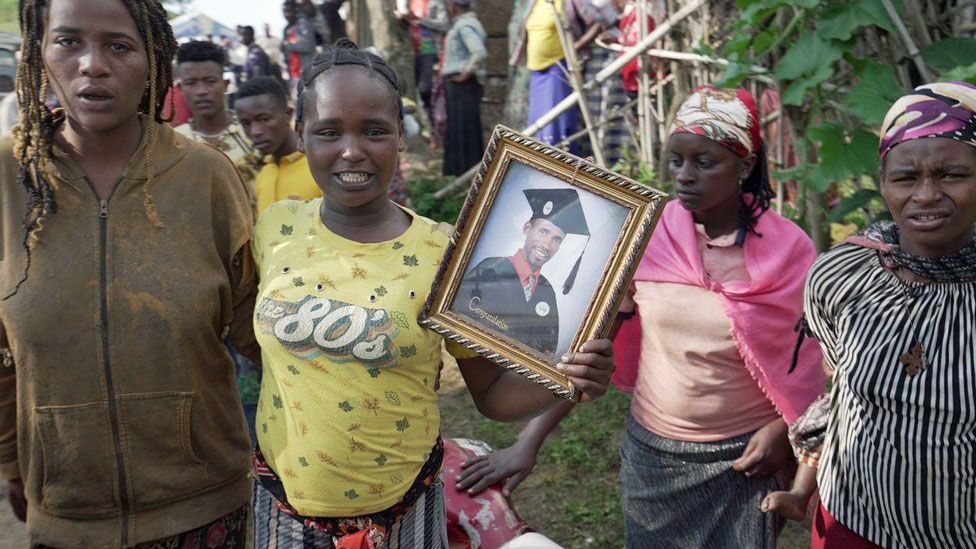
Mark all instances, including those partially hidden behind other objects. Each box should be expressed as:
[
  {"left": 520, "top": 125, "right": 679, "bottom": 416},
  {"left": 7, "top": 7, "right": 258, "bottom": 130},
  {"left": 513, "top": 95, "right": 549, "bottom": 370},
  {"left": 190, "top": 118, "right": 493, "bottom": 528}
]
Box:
[{"left": 805, "top": 243, "right": 976, "bottom": 548}]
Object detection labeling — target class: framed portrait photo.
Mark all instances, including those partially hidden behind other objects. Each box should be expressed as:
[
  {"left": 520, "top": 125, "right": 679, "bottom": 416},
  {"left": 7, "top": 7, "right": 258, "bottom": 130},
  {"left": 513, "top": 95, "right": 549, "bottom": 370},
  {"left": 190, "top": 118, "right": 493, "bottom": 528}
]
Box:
[{"left": 421, "top": 126, "right": 668, "bottom": 400}]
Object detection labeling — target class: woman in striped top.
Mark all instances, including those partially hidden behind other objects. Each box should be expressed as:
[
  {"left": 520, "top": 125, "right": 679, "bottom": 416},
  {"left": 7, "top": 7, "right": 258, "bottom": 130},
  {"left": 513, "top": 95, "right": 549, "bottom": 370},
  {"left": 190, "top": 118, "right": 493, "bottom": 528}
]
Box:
[{"left": 763, "top": 82, "right": 976, "bottom": 548}]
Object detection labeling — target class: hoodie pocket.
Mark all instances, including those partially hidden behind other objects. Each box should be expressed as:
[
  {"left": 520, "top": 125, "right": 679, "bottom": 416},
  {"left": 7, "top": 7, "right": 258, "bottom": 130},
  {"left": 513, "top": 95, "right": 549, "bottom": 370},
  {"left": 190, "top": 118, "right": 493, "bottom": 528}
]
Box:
[
  {"left": 116, "top": 391, "right": 213, "bottom": 510},
  {"left": 35, "top": 402, "right": 120, "bottom": 517}
]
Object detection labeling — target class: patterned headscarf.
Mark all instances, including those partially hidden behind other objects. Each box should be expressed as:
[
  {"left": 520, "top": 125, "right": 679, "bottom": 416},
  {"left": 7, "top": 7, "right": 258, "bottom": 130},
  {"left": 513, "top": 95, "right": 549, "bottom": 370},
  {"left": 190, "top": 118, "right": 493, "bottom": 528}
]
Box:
[
  {"left": 879, "top": 81, "right": 976, "bottom": 158},
  {"left": 670, "top": 85, "right": 762, "bottom": 158}
]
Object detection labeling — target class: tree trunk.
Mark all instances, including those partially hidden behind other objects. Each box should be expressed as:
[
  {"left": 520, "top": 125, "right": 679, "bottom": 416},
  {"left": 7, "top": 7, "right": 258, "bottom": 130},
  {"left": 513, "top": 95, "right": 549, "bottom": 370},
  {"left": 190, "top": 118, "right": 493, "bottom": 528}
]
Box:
[
  {"left": 351, "top": 0, "right": 416, "bottom": 98},
  {"left": 805, "top": 185, "right": 829, "bottom": 252}
]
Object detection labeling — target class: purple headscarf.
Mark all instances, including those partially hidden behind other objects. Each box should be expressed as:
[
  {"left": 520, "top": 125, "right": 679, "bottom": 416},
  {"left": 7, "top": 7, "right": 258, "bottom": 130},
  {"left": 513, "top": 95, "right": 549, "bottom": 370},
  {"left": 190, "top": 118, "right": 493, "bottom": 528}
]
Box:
[{"left": 879, "top": 81, "right": 976, "bottom": 158}]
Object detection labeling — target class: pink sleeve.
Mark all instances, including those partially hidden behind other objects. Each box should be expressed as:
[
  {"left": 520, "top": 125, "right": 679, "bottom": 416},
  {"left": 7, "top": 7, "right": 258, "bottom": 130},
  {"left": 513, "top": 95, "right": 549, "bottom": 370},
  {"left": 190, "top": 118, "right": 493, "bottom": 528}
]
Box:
[{"left": 611, "top": 311, "right": 642, "bottom": 393}]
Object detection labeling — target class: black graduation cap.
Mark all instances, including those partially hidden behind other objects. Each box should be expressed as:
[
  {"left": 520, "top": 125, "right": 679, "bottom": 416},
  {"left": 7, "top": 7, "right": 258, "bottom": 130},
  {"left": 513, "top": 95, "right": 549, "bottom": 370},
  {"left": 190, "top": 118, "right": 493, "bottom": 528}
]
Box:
[{"left": 522, "top": 188, "right": 590, "bottom": 295}]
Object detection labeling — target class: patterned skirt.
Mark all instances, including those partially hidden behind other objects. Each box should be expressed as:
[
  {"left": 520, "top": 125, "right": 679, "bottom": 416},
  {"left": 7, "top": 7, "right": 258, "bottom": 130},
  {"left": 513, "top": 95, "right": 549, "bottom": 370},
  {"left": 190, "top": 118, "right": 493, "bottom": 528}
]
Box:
[
  {"left": 580, "top": 45, "right": 632, "bottom": 168},
  {"left": 251, "top": 441, "right": 447, "bottom": 548},
  {"left": 252, "top": 479, "right": 447, "bottom": 548},
  {"left": 620, "top": 414, "right": 783, "bottom": 549}
]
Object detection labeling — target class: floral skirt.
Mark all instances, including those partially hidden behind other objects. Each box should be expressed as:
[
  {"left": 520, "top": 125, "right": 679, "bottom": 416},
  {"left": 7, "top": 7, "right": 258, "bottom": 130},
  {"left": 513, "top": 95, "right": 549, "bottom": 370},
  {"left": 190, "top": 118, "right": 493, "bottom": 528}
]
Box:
[{"left": 136, "top": 504, "right": 248, "bottom": 548}]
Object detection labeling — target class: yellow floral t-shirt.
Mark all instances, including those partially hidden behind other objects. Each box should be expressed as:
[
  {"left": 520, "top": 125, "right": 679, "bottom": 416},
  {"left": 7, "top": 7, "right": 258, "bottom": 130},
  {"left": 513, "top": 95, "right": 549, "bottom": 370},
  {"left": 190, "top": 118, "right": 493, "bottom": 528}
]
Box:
[{"left": 252, "top": 199, "right": 475, "bottom": 517}]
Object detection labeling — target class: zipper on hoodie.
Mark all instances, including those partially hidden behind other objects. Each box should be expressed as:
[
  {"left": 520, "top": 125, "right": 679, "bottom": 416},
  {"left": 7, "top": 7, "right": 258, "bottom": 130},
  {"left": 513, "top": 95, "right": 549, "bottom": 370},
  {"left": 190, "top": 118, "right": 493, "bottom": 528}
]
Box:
[{"left": 92, "top": 184, "right": 130, "bottom": 546}]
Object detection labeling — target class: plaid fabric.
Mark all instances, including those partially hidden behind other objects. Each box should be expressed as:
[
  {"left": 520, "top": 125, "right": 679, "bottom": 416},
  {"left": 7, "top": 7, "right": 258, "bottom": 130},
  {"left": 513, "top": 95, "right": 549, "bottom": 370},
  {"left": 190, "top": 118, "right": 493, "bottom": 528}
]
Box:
[
  {"left": 251, "top": 438, "right": 444, "bottom": 545},
  {"left": 253, "top": 477, "right": 447, "bottom": 548},
  {"left": 581, "top": 44, "right": 633, "bottom": 167}
]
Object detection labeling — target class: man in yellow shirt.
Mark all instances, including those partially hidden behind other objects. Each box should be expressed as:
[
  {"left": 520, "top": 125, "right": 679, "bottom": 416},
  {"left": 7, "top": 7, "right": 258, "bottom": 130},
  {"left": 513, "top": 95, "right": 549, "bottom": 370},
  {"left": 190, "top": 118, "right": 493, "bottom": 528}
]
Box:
[{"left": 235, "top": 76, "right": 322, "bottom": 216}]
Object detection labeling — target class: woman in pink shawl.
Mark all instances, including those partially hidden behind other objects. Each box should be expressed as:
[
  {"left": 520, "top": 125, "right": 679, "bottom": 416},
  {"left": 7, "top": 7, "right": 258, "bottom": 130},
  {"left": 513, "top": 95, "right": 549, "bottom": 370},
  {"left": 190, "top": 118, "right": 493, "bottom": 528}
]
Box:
[{"left": 616, "top": 85, "right": 825, "bottom": 547}]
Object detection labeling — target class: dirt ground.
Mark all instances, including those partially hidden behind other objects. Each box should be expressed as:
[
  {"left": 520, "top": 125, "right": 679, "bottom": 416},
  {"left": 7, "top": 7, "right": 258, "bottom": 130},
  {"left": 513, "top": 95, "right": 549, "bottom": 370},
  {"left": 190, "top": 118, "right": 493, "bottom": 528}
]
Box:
[{"left": 0, "top": 483, "right": 28, "bottom": 548}]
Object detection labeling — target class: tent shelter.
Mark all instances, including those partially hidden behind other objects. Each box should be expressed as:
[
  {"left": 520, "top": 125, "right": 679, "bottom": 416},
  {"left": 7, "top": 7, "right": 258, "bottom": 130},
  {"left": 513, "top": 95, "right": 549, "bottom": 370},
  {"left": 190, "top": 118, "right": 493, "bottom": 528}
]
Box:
[{"left": 169, "top": 11, "right": 236, "bottom": 41}]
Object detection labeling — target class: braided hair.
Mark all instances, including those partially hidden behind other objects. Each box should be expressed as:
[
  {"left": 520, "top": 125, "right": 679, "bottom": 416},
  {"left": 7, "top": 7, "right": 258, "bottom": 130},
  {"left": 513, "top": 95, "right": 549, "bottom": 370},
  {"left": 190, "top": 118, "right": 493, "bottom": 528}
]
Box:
[
  {"left": 295, "top": 38, "right": 404, "bottom": 127},
  {"left": 6, "top": 0, "right": 177, "bottom": 300},
  {"left": 739, "top": 142, "right": 774, "bottom": 235}
]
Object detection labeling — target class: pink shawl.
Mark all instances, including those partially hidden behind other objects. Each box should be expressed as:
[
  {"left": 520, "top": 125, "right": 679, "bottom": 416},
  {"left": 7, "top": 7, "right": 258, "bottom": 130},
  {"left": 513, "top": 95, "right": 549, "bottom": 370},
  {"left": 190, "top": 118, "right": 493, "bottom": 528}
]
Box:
[{"left": 628, "top": 201, "right": 825, "bottom": 424}]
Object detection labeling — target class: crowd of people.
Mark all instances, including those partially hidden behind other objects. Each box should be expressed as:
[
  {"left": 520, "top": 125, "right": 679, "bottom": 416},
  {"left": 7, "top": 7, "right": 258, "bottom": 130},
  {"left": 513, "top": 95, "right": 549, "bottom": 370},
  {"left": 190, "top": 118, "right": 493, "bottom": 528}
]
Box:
[
  {"left": 397, "top": 0, "right": 662, "bottom": 176},
  {"left": 0, "top": 0, "right": 974, "bottom": 548}
]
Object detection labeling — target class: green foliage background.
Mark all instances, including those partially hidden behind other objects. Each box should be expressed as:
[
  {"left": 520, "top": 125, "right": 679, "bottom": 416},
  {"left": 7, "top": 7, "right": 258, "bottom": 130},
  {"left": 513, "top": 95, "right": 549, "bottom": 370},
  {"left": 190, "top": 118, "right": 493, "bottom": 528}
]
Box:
[
  {"left": 717, "top": 0, "right": 976, "bottom": 244},
  {"left": 0, "top": 0, "right": 18, "bottom": 34}
]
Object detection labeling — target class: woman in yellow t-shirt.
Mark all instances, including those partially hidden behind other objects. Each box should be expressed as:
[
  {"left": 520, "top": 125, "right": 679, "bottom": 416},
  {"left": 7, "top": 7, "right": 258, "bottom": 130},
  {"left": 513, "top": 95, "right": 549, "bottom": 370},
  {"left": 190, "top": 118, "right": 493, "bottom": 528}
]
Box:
[
  {"left": 250, "top": 39, "right": 617, "bottom": 548},
  {"left": 524, "top": 0, "right": 581, "bottom": 154}
]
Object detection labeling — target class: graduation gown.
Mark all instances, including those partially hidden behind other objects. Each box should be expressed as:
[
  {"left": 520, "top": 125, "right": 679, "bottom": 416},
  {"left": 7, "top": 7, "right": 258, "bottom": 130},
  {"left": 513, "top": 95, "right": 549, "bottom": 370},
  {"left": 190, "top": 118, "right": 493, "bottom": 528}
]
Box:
[{"left": 455, "top": 256, "right": 559, "bottom": 356}]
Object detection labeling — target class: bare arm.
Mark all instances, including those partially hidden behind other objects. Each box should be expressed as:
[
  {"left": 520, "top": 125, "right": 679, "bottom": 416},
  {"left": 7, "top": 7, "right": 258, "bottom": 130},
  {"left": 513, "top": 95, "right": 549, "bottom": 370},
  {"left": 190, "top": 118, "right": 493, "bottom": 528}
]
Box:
[
  {"left": 417, "top": 0, "right": 451, "bottom": 33},
  {"left": 762, "top": 392, "right": 831, "bottom": 521},
  {"left": 574, "top": 22, "right": 606, "bottom": 52},
  {"left": 456, "top": 400, "right": 574, "bottom": 495},
  {"left": 458, "top": 338, "right": 616, "bottom": 422},
  {"left": 457, "top": 356, "right": 561, "bottom": 423},
  {"left": 762, "top": 462, "right": 818, "bottom": 521},
  {"left": 515, "top": 399, "right": 574, "bottom": 451},
  {"left": 732, "top": 416, "right": 792, "bottom": 478}
]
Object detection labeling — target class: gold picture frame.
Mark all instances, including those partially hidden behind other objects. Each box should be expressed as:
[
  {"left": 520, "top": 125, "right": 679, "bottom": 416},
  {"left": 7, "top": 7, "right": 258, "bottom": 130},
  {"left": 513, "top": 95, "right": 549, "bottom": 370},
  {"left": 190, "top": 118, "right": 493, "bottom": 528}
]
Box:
[{"left": 421, "top": 126, "right": 668, "bottom": 400}]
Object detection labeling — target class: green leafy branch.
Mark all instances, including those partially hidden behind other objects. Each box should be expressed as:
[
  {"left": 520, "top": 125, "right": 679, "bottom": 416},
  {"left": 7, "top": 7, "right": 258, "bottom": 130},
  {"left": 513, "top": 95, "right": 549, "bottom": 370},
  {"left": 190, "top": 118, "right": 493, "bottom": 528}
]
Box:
[{"left": 715, "top": 0, "right": 976, "bottom": 247}]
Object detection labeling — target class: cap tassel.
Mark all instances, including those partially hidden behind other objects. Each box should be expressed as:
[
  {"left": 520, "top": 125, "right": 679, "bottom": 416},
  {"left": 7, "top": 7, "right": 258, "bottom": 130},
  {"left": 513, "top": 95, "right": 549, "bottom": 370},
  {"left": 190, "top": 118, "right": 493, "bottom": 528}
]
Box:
[
  {"left": 563, "top": 256, "right": 582, "bottom": 294},
  {"left": 563, "top": 238, "right": 589, "bottom": 294}
]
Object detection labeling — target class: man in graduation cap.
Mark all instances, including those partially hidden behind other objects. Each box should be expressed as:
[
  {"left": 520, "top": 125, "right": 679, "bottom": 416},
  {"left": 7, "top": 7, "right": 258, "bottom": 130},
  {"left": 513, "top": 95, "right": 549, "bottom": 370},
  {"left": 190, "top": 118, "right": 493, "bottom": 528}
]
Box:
[{"left": 456, "top": 188, "right": 590, "bottom": 357}]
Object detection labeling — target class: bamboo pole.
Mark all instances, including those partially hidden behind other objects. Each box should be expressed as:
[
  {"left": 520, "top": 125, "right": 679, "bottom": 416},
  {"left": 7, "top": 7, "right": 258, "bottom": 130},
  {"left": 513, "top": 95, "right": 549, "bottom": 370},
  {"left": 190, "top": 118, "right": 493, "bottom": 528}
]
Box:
[
  {"left": 556, "top": 98, "right": 640, "bottom": 149},
  {"left": 598, "top": 41, "right": 777, "bottom": 82},
  {"left": 881, "top": 0, "right": 934, "bottom": 82},
  {"left": 432, "top": 0, "right": 706, "bottom": 199},
  {"left": 637, "top": 0, "right": 654, "bottom": 164},
  {"left": 656, "top": 78, "right": 666, "bottom": 148}
]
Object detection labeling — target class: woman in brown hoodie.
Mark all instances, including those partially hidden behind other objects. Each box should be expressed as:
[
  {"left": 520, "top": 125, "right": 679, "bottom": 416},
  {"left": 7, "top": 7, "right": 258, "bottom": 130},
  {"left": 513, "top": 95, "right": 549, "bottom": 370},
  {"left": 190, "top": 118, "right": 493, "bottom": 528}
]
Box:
[{"left": 0, "top": 0, "right": 257, "bottom": 546}]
